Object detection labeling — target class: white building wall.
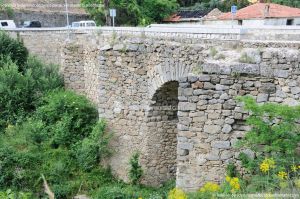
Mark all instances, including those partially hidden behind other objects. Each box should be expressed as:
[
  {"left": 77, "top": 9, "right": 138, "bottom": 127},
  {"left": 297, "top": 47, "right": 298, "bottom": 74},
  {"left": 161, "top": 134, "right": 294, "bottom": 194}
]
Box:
[
  {"left": 203, "top": 20, "right": 238, "bottom": 25},
  {"left": 242, "top": 19, "right": 265, "bottom": 26},
  {"left": 203, "top": 17, "right": 300, "bottom": 26}
]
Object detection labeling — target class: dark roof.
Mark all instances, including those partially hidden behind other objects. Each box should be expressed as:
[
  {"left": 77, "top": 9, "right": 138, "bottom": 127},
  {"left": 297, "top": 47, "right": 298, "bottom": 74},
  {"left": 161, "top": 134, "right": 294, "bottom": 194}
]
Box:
[
  {"left": 163, "top": 9, "right": 211, "bottom": 22},
  {"left": 178, "top": 10, "right": 210, "bottom": 18}
]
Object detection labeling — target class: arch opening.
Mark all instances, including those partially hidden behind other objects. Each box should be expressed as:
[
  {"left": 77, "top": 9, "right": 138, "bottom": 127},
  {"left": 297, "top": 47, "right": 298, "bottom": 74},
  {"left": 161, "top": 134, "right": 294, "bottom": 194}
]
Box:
[{"left": 144, "top": 81, "right": 179, "bottom": 186}]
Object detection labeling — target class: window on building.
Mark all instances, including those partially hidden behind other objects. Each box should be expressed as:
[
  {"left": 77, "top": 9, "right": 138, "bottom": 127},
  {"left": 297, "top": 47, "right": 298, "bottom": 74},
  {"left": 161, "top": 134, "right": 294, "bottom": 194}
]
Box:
[
  {"left": 238, "top": 20, "right": 243, "bottom": 25},
  {"left": 1, "top": 22, "right": 8, "bottom": 26},
  {"left": 286, "top": 19, "right": 294, "bottom": 26}
]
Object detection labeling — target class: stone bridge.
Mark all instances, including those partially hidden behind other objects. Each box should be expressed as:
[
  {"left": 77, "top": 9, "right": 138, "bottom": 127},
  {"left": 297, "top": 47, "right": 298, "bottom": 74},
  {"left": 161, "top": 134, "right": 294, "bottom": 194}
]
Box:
[{"left": 8, "top": 26, "right": 300, "bottom": 191}]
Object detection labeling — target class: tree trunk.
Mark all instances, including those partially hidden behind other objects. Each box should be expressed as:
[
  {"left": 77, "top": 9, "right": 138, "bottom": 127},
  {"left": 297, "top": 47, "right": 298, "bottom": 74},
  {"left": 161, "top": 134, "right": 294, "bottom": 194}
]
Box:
[{"left": 103, "top": 0, "right": 111, "bottom": 26}]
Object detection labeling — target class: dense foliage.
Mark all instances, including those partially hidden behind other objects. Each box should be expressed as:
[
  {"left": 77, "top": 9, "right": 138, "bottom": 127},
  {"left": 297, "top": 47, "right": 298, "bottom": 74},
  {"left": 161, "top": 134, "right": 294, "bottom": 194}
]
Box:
[
  {"left": 0, "top": 32, "right": 56, "bottom": 131},
  {"left": 0, "top": 32, "right": 28, "bottom": 70},
  {"left": 0, "top": 32, "right": 114, "bottom": 198},
  {"left": 0, "top": 0, "right": 14, "bottom": 18},
  {"left": 81, "top": 0, "right": 300, "bottom": 26},
  {"left": 81, "top": 0, "right": 178, "bottom": 25},
  {"left": 237, "top": 96, "right": 300, "bottom": 192}
]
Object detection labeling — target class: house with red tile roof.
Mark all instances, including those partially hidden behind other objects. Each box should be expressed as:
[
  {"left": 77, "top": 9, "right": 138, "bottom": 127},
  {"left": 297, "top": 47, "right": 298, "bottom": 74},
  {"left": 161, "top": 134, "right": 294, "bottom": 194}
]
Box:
[{"left": 215, "top": 3, "right": 300, "bottom": 26}]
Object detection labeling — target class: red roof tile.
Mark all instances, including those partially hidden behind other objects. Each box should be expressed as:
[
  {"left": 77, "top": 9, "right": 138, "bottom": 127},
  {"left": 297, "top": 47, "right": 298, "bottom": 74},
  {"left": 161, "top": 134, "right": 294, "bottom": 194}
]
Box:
[{"left": 219, "top": 3, "right": 300, "bottom": 20}]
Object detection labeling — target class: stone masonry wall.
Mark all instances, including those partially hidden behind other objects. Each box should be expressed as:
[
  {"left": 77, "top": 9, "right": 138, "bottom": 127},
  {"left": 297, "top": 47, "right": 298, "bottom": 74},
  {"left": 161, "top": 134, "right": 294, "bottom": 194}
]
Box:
[{"left": 6, "top": 29, "right": 300, "bottom": 191}]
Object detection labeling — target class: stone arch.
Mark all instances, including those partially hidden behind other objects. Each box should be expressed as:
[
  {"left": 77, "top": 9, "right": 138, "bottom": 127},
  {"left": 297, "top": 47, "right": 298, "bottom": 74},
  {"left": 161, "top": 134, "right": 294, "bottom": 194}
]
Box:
[
  {"left": 142, "top": 61, "right": 193, "bottom": 186},
  {"left": 143, "top": 80, "right": 179, "bottom": 186},
  {"left": 148, "top": 62, "right": 193, "bottom": 98}
]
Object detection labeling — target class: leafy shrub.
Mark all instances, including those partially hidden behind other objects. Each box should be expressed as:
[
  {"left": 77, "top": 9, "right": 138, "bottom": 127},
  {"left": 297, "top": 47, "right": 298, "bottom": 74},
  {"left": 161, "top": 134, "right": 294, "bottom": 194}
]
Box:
[
  {"left": 0, "top": 61, "right": 35, "bottom": 129},
  {"left": 75, "top": 120, "right": 112, "bottom": 171},
  {"left": 25, "top": 56, "right": 63, "bottom": 95},
  {"left": 0, "top": 57, "right": 63, "bottom": 130},
  {"left": 35, "top": 90, "right": 98, "bottom": 147},
  {"left": 0, "top": 189, "right": 34, "bottom": 199},
  {"left": 0, "top": 31, "right": 28, "bottom": 70},
  {"left": 237, "top": 96, "right": 300, "bottom": 166},
  {"left": 0, "top": 119, "right": 112, "bottom": 198},
  {"left": 93, "top": 182, "right": 172, "bottom": 199},
  {"left": 237, "top": 96, "right": 300, "bottom": 192},
  {"left": 129, "top": 152, "right": 143, "bottom": 185}
]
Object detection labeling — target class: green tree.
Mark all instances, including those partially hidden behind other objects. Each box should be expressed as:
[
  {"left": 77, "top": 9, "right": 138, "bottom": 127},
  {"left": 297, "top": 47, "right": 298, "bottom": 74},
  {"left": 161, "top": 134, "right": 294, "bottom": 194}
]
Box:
[
  {"left": 271, "top": 0, "right": 300, "bottom": 8},
  {"left": 81, "top": 0, "right": 178, "bottom": 26}
]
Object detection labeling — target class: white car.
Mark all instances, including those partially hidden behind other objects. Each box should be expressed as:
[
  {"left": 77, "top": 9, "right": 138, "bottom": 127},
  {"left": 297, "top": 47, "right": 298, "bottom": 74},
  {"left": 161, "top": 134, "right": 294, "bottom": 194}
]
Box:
[
  {"left": 0, "top": 20, "right": 16, "bottom": 29},
  {"left": 71, "top": 20, "right": 97, "bottom": 28}
]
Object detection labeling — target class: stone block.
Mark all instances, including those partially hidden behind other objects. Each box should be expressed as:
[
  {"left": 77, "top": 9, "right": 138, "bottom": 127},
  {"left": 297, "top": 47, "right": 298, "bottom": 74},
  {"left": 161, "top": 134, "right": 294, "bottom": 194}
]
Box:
[
  {"left": 223, "top": 99, "right": 236, "bottom": 110},
  {"left": 274, "top": 69, "right": 289, "bottom": 78},
  {"left": 178, "top": 142, "right": 193, "bottom": 150},
  {"left": 291, "top": 87, "right": 300, "bottom": 95},
  {"left": 257, "top": 93, "right": 269, "bottom": 102},
  {"left": 211, "top": 141, "right": 231, "bottom": 149},
  {"left": 222, "top": 124, "right": 232, "bottom": 134},
  {"left": 216, "top": 84, "right": 228, "bottom": 91},
  {"left": 178, "top": 102, "right": 197, "bottom": 111},
  {"left": 192, "top": 81, "right": 204, "bottom": 89},
  {"left": 183, "top": 88, "right": 194, "bottom": 96},
  {"left": 204, "top": 125, "right": 221, "bottom": 134},
  {"left": 204, "top": 82, "right": 215, "bottom": 89},
  {"left": 188, "top": 76, "right": 199, "bottom": 83},
  {"left": 220, "top": 150, "right": 233, "bottom": 160},
  {"left": 224, "top": 118, "right": 235, "bottom": 124},
  {"left": 231, "top": 64, "right": 260, "bottom": 75},
  {"left": 220, "top": 93, "right": 229, "bottom": 100},
  {"left": 259, "top": 83, "right": 276, "bottom": 94},
  {"left": 198, "top": 75, "right": 211, "bottom": 82}
]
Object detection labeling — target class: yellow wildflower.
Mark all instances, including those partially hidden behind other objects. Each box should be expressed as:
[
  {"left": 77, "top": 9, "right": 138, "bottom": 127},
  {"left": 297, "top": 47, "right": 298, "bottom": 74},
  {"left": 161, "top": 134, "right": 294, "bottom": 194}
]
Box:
[
  {"left": 168, "top": 188, "right": 187, "bottom": 199},
  {"left": 260, "top": 162, "right": 270, "bottom": 173},
  {"left": 225, "top": 177, "right": 240, "bottom": 193},
  {"left": 199, "top": 182, "right": 220, "bottom": 193},
  {"left": 225, "top": 176, "right": 231, "bottom": 182},
  {"left": 229, "top": 177, "right": 240, "bottom": 192},
  {"left": 260, "top": 158, "right": 276, "bottom": 173},
  {"left": 291, "top": 165, "right": 297, "bottom": 172},
  {"left": 277, "top": 171, "right": 288, "bottom": 180},
  {"left": 264, "top": 158, "right": 275, "bottom": 169},
  {"left": 138, "top": 198, "right": 143, "bottom": 199}
]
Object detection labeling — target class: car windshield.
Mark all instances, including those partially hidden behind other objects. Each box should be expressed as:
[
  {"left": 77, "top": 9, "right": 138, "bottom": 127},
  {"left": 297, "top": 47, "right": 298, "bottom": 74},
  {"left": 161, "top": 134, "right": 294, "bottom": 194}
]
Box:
[
  {"left": 23, "top": 21, "right": 30, "bottom": 26},
  {"left": 87, "top": 22, "right": 96, "bottom": 27},
  {"left": 72, "top": 22, "right": 80, "bottom": 27}
]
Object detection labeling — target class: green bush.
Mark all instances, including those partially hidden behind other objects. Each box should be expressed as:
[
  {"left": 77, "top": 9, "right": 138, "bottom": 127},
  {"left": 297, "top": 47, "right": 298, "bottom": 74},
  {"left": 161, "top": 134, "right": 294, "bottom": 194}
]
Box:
[
  {"left": 129, "top": 152, "right": 143, "bottom": 185},
  {"left": 0, "top": 61, "right": 35, "bottom": 129},
  {"left": 93, "top": 182, "right": 172, "bottom": 199},
  {"left": 35, "top": 90, "right": 99, "bottom": 147},
  {"left": 0, "top": 118, "right": 112, "bottom": 198},
  {"left": 0, "top": 56, "right": 62, "bottom": 130},
  {"left": 237, "top": 96, "right": 300, "bottom": 192},
  {"left": 0, "top": 189, "right": 34, "bottom": 199},
  {"left": 0, "top": 31, "right": 28, "bottom": 70},
  {"left": 25, "top": 56, "right": 63, "bottom": 95},
  {"left": 75, "top": 120, "right": 112, "bottom": 171}
]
